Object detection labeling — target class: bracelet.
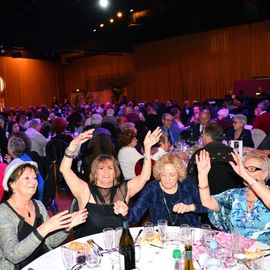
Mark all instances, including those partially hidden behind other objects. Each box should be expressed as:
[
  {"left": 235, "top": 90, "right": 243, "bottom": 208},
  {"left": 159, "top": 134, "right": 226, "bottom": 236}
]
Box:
[
  {"left": 198, "top": 184, "right": 209, "bottom": 190},
  {"left": 144, "top": 154, "right": 152, "bottom": 160},
  {"left": 64, "top": 150, "right": 75, "bottom": 159},
  {"left": 249, "top": 179, "right": 258, "bottom": 188},
  {"left": 65, "top": 148, "right": 76, "bottom": 155}
]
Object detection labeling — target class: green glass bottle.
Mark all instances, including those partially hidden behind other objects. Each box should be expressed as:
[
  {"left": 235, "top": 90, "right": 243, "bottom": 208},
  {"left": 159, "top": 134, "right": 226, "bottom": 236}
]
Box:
[
  {"left": 183, "top": 244, "right": 194, "bottom": 270},
  {"left": 118, "top": 219, "right": 136, "bottom": 270}
]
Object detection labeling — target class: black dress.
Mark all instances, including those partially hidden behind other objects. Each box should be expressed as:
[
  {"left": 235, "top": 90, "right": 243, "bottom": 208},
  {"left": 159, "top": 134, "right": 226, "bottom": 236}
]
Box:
[{"left": 74, "top": 182, "right": 128, "bottom": 238}]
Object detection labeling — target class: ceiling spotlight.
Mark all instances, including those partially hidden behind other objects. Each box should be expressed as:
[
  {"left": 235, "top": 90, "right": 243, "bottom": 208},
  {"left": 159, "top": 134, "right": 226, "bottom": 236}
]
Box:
[
  {"left": 99, "top": 0, "right": 109, "bottom": 8},
  {"left": 117, "top": 12, "right": 123, "bottom": 18},
  {"left": 109, "top": 18, "right": 114, "bottom": 23},
  {"left": 93, "top": 29, "right": 97, "bottom": 32},
  {"left": 100, "top": 23, "right": 104, "bottom": 28},
  {"left": 130, "top": 9, "right": 134, "bottom": 12}
]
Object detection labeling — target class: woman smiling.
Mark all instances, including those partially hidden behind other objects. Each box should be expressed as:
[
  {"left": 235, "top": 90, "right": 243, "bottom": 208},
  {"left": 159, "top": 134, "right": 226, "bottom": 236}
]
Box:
[{"left": 0, "top": 159, "right": 87, "bottom": 270}]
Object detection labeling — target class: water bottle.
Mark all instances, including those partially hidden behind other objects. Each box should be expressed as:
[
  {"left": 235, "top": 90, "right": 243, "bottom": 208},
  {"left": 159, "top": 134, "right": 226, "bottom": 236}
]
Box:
[
  {"left": 173, "top": 248, "right": 182, "bottom": 270},
  {"left": 204, "top": 240, "right": 224, "bottom": 270}
]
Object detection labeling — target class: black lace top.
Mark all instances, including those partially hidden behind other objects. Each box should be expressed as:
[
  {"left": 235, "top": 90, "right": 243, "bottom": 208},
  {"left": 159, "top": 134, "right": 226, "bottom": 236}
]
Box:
[{"left": 74, "top": 182, "right": 128, "bottom": 238}]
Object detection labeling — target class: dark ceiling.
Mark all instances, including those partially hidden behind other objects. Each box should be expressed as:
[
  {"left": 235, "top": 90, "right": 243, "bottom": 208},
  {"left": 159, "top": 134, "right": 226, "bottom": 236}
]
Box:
[{"left": 0, "top": 0, "right": 269, "bottom": 62}]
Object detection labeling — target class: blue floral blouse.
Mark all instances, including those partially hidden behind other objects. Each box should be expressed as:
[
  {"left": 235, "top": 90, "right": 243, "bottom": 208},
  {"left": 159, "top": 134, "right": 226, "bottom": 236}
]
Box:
[{"left": 208, "top": 186, "right": 270, "bottom": 245}]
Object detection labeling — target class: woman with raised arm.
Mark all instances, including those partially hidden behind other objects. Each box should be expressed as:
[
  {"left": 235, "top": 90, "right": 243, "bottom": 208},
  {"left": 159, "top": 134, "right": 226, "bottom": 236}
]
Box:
[
  {"left": 196, "top": 149, "right": 270, "bottom": 244},
  {"left": 60, "top": 127, "right": 162, "bottom": 237},
  {"left": 0, "top": 159, "right": 87, "bottom": 270}
]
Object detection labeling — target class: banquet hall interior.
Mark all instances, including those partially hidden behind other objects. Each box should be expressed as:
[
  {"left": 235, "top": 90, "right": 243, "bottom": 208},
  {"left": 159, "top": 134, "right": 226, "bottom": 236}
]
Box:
[{"left": 2, "top": 1, "right": 270, "bottom": 266}]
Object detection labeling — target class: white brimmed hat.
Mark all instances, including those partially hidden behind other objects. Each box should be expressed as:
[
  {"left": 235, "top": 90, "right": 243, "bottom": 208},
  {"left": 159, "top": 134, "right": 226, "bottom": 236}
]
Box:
[{"left": 3, "top": 158, "right": 38, "bottom": 191}]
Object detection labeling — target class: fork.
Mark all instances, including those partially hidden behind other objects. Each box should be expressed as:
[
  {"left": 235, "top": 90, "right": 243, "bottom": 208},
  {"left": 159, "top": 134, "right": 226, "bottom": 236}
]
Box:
[{"left": 87, "top": 239, "right": 104, "bottom": 251}]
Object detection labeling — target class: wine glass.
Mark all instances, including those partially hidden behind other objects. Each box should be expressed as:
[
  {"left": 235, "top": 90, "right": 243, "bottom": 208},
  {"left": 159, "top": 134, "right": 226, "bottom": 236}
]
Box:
[
  {"left": 179, "top": 224, "right": 190, "bottom": 244},
  {"left": 143, "top": 222, "right": 155, "bottom": 243},
  {"left": 157, "top": 219, "right": 168, "bottom": 247},
  {"left": 201, "top": 224, "right": 211, "bottom": 246},
  {"left": 115, "top": 227, "right": 123, "bottom": 249},
  {"left": 103, "top": 227, "right": 114, "bottom": 251}
]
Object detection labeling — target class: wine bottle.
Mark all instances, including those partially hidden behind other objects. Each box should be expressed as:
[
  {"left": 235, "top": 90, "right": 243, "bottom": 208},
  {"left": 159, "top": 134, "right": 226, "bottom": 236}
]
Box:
[
  {"left": 183, "top": 244, "right": 195, "bottom": 270},
  {"left": 118, "top": 219, "right": 136, "bottom": 270}
]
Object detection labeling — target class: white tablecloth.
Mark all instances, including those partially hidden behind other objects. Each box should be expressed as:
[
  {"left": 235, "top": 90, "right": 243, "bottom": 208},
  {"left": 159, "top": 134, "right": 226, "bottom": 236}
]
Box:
[{"left": 22, "top": 227, "right": 270, "bottom": 270}]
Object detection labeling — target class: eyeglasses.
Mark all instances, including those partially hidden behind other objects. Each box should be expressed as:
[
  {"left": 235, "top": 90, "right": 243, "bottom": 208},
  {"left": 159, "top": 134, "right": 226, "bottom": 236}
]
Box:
[
  {"left": 164, "top": 119, "right": 173, "bottom": 122},
  {"left": 233, "top": 121, "right": 241, "bottom": 124},
  {"left": 244, "top": 166, "right": 263, "bottom": 172}
]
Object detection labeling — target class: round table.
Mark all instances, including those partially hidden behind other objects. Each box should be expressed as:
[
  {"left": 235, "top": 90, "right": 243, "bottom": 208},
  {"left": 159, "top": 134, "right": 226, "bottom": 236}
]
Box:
[{"left": 22, "top": 227, "right": 270, "bottom": 270}]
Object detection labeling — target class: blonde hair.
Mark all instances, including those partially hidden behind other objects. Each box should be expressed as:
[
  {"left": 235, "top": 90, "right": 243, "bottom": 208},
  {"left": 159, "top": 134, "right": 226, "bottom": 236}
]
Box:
[
  {"left": 89, "top": 154, "right": 121, "bottom": 185},
  {"left": 153, "top": 153, "right": 187, "bottom": 182},
  {"left": 243, "top": 154, "right": 270, "bottom": 180}
]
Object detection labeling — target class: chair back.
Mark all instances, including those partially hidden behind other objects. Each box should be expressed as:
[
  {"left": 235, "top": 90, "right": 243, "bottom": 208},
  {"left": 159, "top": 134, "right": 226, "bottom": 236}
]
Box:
[
  {"left": 251, "top": 128, "right": 267, "bottom": 149},
  {"left": 134, "top": 158, "right": 155, "bottom": 176}
]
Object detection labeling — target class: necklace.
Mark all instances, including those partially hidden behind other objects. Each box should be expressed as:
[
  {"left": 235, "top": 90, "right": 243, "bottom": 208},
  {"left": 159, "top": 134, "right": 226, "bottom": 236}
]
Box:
[
  {"left": 161, "top": 190, "right": 180, "bottom": 226},
  {"left": 9, "top": 199, "right": 32, "bottom": 218}
]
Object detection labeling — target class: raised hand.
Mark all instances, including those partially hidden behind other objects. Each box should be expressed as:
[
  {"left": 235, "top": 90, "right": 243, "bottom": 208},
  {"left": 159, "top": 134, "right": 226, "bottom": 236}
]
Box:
[
  {"left": 67, "top": 208, "right": 88, "bottom": 231},
  {"left": 68, "top": 129, "right": 94, "bottom": 150},
  {"left": 113, "top": 200, "right": 128, "bottom": 216},
  {"left": 195, "top": 149, "right": 211, "bottom": 176},
  {"left": 143, "top": 127, "right": 162, "bottom": 149},
  {"left": 229, "top": 150, "right": 249, "bottom": 179}
]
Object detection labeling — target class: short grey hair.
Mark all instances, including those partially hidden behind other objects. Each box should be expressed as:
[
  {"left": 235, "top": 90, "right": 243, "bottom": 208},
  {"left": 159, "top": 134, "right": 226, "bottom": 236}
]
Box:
[
  {"left": 8, "top": 136, "right": 26, "bottom": 157},
  {"left": 29, "top": 118, "right": 41, "bottom": 128},
  {"left": 107, "top": 108, "right": 114, "bottom": 116},
  {"left": 234, "top": 114, "right": 247, "bottom": 126},
  {"left": 89, "top": 114, "right": 102, "bottom": 125}
]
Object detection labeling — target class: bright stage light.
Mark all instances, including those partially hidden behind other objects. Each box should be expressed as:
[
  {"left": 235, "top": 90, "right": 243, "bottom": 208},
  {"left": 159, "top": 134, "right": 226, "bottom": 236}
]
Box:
[{"left": 99, "top": 0, "right": 109, "bottom": 8}]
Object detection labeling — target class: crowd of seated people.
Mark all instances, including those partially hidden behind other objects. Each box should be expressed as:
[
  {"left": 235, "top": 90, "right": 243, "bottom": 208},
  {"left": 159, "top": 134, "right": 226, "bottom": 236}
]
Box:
[{"left": 0, "top": 94, "right": 270, "bottom": 267}]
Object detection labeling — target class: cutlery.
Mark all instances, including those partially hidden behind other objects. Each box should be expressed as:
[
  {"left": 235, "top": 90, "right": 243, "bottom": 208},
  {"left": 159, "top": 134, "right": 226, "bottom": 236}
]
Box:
[
  {"left": 261, "top": 248, "right": 270, "bottom": 251},
  {"left": 87, "top": 239, "right": 104, "bottom": 251},
  {"left": 71, "top": 263, "right": 86, "bottom": 270},
  {"left": 134, "top": 229, "right": 143, "bottom": 243},
  {"left": 196, "top": 259, "right": 203, "bottom": 270},
  {"left": 150, "top": 243, "right": 163, "bottom": 249}
]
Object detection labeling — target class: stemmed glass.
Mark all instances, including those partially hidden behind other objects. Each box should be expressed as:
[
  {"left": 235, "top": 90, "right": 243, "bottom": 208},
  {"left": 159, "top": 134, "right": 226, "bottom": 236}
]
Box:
[
  {"left": 157, "top": 219, "right": 168, "bottom": 248},
  {"left": 179, "top": 224, "right": 190, "bottom": 244},
  {"left": 115, "top": 227, "right": 123, "bottom": 249},
  {"left": 103, "top": 227, "right": 114, "bottom": 251}
]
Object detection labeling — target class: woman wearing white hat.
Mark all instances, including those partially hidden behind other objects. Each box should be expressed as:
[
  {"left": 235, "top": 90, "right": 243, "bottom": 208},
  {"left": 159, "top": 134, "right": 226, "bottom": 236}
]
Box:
[{"left": 0, "top": 159, "right": 88, "bottom": 270}]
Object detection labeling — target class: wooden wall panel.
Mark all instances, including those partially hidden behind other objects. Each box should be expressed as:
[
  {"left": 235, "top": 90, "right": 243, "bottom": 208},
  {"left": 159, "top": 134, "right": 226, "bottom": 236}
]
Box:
[
  {"left": 134, "top": 21, "right": 270, "bottom": 104},
  {"left": 1, "top": 21, "right": 270, "bottom": 109},
  {"left": 0, "top": 57, "right": 62, "bottom": 108},
  {"left": 62, "top": 53, "right": 135, "bottom": 103}
]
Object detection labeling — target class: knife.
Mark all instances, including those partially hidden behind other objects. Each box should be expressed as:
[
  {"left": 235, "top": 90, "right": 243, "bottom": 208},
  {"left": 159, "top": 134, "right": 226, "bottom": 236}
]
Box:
[{"left": 134, "top": 229, "right": 143, "bottom": 243}]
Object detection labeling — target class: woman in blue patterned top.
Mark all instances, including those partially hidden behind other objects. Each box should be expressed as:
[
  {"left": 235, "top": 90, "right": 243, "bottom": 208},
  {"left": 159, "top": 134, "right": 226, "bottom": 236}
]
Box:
[
  {"left": 114, "top": 153, "right": 207, "bottom": 227},
  {"left": 196, "top": 149, "right": 270, "bottom": 244}
]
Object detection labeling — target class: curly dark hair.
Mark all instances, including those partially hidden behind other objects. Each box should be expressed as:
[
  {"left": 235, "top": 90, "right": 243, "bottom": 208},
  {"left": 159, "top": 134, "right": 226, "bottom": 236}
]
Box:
[{"left": 118, "top": 129, "right": 137, "bottom": 149}]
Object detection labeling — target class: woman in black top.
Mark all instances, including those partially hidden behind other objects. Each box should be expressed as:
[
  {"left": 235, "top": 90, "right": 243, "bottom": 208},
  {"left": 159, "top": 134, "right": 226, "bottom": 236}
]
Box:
[
  {"left": 226, "top": 114, "right": 254, "bottom": 148},
  {"left": 60, "top": 127, "right": 162, "bottom": 237}
]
